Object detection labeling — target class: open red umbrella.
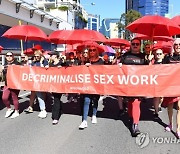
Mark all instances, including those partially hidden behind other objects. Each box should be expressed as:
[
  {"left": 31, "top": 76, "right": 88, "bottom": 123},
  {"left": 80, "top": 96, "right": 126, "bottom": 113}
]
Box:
[
  {"left": 105, "top": 38, "right": 130, "bottom": 47},
  {"left": 76, "top": 41, "right": 104, "bottom": 53},
  {"left": 153, "top": 41, "right": 173, "bottom": 53},
  {"left": 126, "top": 15, "right": 180, "bottom": 37},
  {"left": 135, "top": 33, "right": 173, "bottom": 42},
  {"left": 2, "top": 25, "right": 48, "bottom": 41},
  {"left": 171, "top": 15, "right": 180, "bottom": 26},
  {"left": 48, "top": 30, "right": 73, "bottom": 44},
  {"left": 49, "top": 29, "right": 107, "bottom": 44}
]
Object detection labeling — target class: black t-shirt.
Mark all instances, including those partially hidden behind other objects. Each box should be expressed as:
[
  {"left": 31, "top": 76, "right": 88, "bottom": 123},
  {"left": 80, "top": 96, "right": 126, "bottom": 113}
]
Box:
[
  {"left": 66, "top": 59, "right": 81, "bottom": 66},
  {"left": 3, "top": 59, "right": 20, "bottom": 86},
  {"left": 120, "top": 52, "right": 147, "bottom": 65},
  {"left": 163, "top": 53, "right": 180, "bottom": 64},
  {"left": 90, "top": 58, "right": 104, "bottom": 65},
  {"left": 49, "top": 61, "right": 62, "bottom": 67}
]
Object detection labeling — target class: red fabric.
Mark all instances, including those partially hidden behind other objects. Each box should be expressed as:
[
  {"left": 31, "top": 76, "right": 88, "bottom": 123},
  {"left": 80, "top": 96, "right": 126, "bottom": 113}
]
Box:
[
  {"left": 6, "top": 64, "right": 180, "bottom": 97},
  {"left": 0, "top": 46, "right": 3, "bottom": 52},
  {"left": 162, "top": 97, "right": 180, "bottom": 107},
  {"left": 126, "top": 15, "right": 180, "bottom": 37},
  {"left": 105, "top": 38, "right": 130, "bottom": 47},
  {"left": 135, "top": 33, "right": 173, "bottom": 41},
  {"left": 128, "top": 99, "right": 141, "bottom": 124},
  {"left": 76, "top": 41, "right": 104, "bottom": 53},
  {"left": 153, "top": 41, "right": 173, "bottom": 53},
  {"left": 49, "top": 29, "right": 107, "bottom": 44},
  {"left": 2, "top": 25, "right": 48, "bottom": 41},
  {"left": 171, "top": 15, "right": 180, "bottom": 26}
]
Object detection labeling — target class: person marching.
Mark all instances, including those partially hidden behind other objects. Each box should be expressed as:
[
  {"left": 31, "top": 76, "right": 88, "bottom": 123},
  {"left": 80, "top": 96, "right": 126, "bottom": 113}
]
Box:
[
  {"left": 163, "top": 38, "right": 180, "bottom": 138},
  {"left": 152, "top": 48, "right": 164, "bottom": 119},
  {"left": 79, "top": 45, "right": 104, "bottom": 129},
  {"left": 2, "top": 52, "right": 20, "bottom": 118},
  {"left": 48, "top": 51, "right": 63, "bottom": 125},
  {"left": 31, "top": 49, "right": 49, "bottom": 118},
  {"left": 120, "top": 38, "right": 148, "bottom": 136}
]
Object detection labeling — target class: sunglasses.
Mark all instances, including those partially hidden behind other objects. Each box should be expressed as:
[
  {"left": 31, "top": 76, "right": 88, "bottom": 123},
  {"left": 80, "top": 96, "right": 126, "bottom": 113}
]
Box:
[
  {"left": 6, "top": 55, "right": 13, "bottom": 57},
  {"left": 174, "top": 43, "right": 180, "bottom": 46},
  {"left": 89, "top": 49, "right": 96, "bottom": 52},
  {"left": 156, "top": 53, "right": 163, "bottom": 55},
  {"left": 131, "top": 43, "right": 140, "bottom": 46},
  {"left": 35, "top": 55, "right": 40, "bottom": 58}
]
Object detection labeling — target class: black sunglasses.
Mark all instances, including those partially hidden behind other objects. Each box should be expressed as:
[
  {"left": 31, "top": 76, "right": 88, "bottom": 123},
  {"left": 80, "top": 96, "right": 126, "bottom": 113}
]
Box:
[
  {"left": 131, "top": 43, "right": 140, "bottom": 46},
  {"left": 89, "top": 49, "right": 97, "bottom": 52},
  {"left": 6, "top": 55, "right": 13, "bottom": 57},
  {"left": 156, "top": 53, "right": 163, "bottom": 55},
  {"left": 174, "top": 43, "right": 180, "bottom": 46}
]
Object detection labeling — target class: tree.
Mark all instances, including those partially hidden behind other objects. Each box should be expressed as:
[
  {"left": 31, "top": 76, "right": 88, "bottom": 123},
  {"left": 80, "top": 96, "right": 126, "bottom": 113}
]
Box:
[{"left": 118, "top": 10, "right": 141, "bottom": 40}]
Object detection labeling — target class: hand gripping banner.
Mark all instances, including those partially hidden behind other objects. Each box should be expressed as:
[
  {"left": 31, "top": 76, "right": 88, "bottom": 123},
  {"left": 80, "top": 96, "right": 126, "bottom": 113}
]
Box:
[{"left": 7, "top": 64, "right": 180, "bottom": 97}]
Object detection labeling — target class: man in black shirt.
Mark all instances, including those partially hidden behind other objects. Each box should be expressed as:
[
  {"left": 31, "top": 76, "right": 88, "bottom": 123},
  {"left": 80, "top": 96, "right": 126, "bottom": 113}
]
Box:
[{"left": 120, "top": 38, "right": 147, "bottom": 137}]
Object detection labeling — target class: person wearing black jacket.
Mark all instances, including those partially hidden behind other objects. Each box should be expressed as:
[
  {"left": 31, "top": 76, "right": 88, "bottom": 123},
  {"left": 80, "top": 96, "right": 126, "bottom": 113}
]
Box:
[
  {"left": 48, "top": 52, "right": 63, "bottom": 125},
  {"left": 2, "top": 52, "right": 20, "bottom": 119}
]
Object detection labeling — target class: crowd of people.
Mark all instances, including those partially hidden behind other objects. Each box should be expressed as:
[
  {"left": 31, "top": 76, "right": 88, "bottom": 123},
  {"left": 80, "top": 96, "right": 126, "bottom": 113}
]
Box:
[{"left": 0, "top": 37, "right": 180, "bottom": 138}]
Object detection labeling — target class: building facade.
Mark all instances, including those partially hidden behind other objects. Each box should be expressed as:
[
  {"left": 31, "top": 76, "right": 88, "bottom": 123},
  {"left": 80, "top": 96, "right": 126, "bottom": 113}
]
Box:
[
  {"left": 100, "top": 18, "right": 120, "bottom": 38},
  {"left": 34, "top": 0, "right": 88, "bottom": 29},
  {"left": 126, "top": 0, "right": 169, "bottom": 16},
  {"left": 87, "top": 14, "right": 100, "bottom": 31}
]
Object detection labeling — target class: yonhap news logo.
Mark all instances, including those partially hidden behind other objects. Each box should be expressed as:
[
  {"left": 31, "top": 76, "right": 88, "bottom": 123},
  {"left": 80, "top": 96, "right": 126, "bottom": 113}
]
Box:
[{"left": 135, "top": 133, "right": 180, "bottom": 148}]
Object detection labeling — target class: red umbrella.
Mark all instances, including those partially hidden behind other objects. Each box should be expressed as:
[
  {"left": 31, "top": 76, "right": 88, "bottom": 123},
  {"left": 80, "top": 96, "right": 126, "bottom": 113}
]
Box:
[
  {"left": 48, "top": 30, "right": 73, "bottom": 44},
  {"left": 135, "top": 33, "right": 173, "bottom": 42},
  {"left": 2, "top": 25, "right": 48, "bottom": 41},
  {"left": 49, "top": 29, "right": 107, "bottom": 44},
  {"left": 105, "top": 38, "right": 130, "bottom": 47},
  {"left": 23, "top": 48, "right": 34, "bottom": 55},
  {"left": 0, "top": 46, "right": 3, "bottom": 52},
  {"left": 76, "top": 41, "right": 104, "bottom": 53},
  {"left": 126, "top": 15, "right": 180, "bottom": 37},
  {"left": 153, "top": 41, "right": 173, "bottom": 53},
  {"left": 171, "top": 15, "right": 180, "bottom": 26}
]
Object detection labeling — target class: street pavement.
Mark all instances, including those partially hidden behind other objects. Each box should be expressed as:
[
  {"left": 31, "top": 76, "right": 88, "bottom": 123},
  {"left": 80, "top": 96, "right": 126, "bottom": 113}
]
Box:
[{"left": 0, "top": 91, "right": 179, "bottom": 154}]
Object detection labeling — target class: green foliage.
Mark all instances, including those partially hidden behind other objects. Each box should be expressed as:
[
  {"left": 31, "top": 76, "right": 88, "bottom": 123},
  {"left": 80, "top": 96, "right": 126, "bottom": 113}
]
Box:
[
  {"left": 58, "top": 6, "right": 69, "bottom": 11},
  {"left": 118, "top": 10, "right": 141, "bottom": 40}
]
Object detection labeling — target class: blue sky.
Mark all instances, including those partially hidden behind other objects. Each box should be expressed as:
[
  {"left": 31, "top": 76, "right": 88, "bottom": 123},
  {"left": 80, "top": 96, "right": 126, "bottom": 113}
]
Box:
[{"left": 82, "top": 0, "right": 180, "bottom": 20}]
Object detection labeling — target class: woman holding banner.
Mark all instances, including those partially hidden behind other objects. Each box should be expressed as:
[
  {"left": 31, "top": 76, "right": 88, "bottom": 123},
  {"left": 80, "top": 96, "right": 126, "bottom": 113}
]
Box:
[
  {"left": 31, "top": 50, "right": 49, "bottom": 119},
  {"left": 163, "top": 38, "right": 180, "bottom": 139},
  {"left": 152, "top": 48, "right": 164, "bottom": 119},
  {"left": 120, "top": 38, "right": 148, "bottom": 137},
  {"left": 2, "top": 52, "right": 20, "bottom": 118},
  {"left": 79, "top": 45, "right": 104, "bottom": 129},
  {"left": 48, "top": 51, "right": 63, "bottom": 125}
]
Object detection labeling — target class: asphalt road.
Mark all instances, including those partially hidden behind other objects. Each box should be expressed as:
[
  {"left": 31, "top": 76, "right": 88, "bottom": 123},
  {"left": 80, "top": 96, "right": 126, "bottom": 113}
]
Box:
[{"left": 0, "top": 91, "right": 179, "bottom": 154}]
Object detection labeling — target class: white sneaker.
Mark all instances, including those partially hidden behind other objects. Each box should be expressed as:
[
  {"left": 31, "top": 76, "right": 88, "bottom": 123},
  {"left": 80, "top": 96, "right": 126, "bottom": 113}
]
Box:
[
  {"left": 24, "top": 106, "right": 33, "bottom": 113},
  {"left": 10, "top": 110, "right": 19, "bottom": 119},
  {"left": 92, "top": 116, "right": 97, "bottom": 124},
  {"left": 38, "top": 110, "right": 47, "bottom": 119},
  {"left": 5, "top": 109, "right": 14, "bottom": 118},
  {"left": 52, "top": 120, "right": 59, "bottom": 125},
  {"left": 79, "top": 120, "right": 88, "bottom": 129}
]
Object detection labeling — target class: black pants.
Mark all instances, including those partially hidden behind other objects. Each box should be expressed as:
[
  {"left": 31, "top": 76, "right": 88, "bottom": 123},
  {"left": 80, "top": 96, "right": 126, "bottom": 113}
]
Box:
[{"left": 52, "top": 93, "right": 62, "bottom": 120}]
